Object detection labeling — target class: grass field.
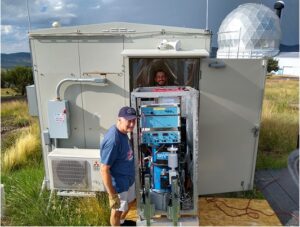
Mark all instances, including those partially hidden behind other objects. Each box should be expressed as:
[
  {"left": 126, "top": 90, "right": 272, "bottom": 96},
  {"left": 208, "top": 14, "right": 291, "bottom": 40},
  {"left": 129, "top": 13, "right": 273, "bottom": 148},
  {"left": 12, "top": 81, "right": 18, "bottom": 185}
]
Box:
[
  {"left": 257, "top": 77, "right": 299, "bottom": 169},
  {"left": 0, "top": 76, "right": 298, "bottom": 225},
  {"left": 1, "top": 101, "right": 33, "bottom": 153},
  {"left": 1, "top": 163, "right": 110, "bottom": 225},
  {"left": 1, "top": 88, "right": 19, "bottom": 97},
  {"left": 0, "top": 99, "right": 111, "bottom": 225}
]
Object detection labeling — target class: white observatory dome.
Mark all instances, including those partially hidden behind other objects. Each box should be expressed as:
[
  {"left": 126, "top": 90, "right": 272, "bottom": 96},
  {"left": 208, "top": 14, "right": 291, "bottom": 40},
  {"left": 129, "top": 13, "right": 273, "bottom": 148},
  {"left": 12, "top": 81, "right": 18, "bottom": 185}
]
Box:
[{"left": 217, "top": 3, "right": 281, "bottom": 59}]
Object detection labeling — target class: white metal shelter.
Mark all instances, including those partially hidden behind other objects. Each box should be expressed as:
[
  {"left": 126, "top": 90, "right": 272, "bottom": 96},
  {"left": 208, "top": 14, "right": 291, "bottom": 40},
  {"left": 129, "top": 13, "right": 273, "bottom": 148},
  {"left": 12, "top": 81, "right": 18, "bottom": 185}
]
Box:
[{"left": 28, "top": 22, "right": 267, "bottom": 197}]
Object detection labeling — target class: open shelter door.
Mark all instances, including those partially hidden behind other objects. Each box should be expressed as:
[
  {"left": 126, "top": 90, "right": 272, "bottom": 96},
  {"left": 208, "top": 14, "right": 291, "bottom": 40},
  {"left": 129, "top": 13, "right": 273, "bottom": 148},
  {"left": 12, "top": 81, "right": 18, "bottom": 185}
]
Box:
[{"left": 198, "top": 58, "right": 267, "bottom": 195}]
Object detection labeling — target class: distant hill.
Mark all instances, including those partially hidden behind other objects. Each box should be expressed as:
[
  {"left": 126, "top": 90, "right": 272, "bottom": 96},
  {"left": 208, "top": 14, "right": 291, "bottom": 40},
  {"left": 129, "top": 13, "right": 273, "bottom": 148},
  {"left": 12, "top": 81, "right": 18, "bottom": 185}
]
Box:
[
  {"left": 1, "top": 44, "right": 298, "bottom": 69},
  {"left": 1, "top": 52, "right": 32, "bottom": 69}
]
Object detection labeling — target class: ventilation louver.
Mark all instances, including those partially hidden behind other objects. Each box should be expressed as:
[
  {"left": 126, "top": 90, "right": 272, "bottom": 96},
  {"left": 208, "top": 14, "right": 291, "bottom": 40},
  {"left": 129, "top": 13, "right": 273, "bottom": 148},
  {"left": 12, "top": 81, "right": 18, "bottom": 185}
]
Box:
[{"left": 52, "top": 159, "right": 91, "bottom": 190}]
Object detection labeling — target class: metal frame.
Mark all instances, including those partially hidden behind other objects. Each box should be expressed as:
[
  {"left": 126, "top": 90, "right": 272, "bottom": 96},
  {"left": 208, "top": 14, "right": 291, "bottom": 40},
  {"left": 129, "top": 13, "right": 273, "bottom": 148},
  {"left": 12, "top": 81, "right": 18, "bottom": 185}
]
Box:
[{"left": 131, "top": 86, "right": 199, "bottom": 220}]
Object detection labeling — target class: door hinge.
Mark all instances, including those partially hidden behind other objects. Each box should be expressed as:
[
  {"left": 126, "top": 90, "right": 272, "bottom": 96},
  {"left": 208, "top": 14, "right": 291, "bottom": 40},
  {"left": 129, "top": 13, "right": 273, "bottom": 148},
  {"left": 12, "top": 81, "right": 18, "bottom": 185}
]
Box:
[{"left": 251, "top": 125, "right": 260, "bottom": 137}]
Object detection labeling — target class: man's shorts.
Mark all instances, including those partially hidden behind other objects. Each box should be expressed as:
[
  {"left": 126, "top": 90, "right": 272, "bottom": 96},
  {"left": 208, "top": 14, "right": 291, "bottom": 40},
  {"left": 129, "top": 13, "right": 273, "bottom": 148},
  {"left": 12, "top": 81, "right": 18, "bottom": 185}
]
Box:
[{"left": 117, "top": 183, "right": 136, "bottom": 212}]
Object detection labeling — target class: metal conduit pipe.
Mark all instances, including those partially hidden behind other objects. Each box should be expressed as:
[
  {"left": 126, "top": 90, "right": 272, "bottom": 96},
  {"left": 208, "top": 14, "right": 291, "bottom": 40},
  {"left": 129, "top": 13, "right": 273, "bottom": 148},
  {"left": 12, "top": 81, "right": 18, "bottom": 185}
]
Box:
[{"left": 56, "top": 77, "right": 107, "bottom": 100}]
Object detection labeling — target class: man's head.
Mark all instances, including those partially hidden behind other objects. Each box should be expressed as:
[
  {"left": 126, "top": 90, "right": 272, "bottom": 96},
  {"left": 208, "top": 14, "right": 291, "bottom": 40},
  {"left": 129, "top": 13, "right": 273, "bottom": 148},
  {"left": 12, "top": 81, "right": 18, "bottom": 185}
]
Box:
[
  {"left": 117, "top": 106, "right": 137, "bottom": 133},
  {"left": 154, "top": 70, "right": 168, "bottom": 86}
]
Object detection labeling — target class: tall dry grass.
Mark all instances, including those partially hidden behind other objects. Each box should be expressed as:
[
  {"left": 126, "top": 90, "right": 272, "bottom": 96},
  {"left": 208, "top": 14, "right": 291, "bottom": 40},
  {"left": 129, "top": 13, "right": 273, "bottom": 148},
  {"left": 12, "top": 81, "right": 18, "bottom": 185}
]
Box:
[
  {"left": 1, "top": 100, "right": 28, "bottom": 117},
  {"left": 1, "top": 120, "right": 41, "bottom": 172},
  {"left": 69, "top": 194, "right": 110, "bottom": 225},
  {"left": 1, "top": 100, "right": 31, "bottom": 127},
  {"left": 257, "top": 78, "right": 299, "bottom": 169},
  {"left": 1, "top": 88, "right": 19, "bottom": 97},
  {"left": 1, "top": 99, "right": 110, "bottom": 225},
  {"left": 1, "top": 100, "right": 41, "bottom": 172}
]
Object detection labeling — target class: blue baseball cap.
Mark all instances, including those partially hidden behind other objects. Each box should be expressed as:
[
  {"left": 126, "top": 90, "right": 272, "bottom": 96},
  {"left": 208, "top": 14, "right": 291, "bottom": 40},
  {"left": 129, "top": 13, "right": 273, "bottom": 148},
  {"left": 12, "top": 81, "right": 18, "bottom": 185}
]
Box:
[{"left": 118, "top": 106, "right": 137, "bottom": 120}]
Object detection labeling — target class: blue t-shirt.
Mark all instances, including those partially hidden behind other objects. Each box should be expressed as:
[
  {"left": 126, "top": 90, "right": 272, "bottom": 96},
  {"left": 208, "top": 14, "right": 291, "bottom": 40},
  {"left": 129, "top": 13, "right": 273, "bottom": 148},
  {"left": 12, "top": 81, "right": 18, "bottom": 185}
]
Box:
[{"left": 100, "top": 125, "right": 135, "bottom": 193}]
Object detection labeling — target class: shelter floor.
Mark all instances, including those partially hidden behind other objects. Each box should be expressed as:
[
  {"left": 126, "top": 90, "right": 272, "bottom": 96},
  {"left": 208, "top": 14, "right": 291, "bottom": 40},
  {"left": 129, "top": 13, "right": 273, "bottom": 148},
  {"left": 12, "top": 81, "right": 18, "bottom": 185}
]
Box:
[{"left": 126, "top": 197, "right": 282, "bottom": 226}]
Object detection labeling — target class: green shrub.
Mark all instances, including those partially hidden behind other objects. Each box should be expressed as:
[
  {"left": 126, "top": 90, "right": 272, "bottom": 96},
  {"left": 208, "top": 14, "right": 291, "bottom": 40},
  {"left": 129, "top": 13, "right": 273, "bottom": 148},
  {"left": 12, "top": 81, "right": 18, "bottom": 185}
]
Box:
[
  {"left": 267, "top": 58, "right": 279, "bottom": 73},
  {"left": 2, "top": 66, "right": 33, "bottom": 95}
]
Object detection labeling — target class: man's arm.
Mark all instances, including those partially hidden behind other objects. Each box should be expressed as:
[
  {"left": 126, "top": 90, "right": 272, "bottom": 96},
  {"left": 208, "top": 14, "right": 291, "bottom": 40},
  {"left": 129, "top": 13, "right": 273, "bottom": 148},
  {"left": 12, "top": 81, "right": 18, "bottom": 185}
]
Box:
[
  {"left": 100, "top": 164, "right": 117, "bottom": 195},
  {"left": 100, "top": 163, "right": 121, "bottom": 210}
]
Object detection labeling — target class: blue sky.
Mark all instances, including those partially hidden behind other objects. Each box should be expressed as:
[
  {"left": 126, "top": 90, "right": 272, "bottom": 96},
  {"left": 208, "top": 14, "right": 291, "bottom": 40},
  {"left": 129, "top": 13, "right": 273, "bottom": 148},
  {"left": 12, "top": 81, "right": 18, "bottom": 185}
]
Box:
[{"left": 1, "top": 0, "right": 299, "bottom": 53}]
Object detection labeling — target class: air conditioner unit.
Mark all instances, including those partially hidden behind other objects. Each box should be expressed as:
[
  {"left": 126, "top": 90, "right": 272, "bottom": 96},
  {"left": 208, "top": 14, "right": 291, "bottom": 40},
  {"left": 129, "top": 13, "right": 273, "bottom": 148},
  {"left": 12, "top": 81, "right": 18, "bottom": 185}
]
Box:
[{"left": 48, "top": 148, "right": 104, "bottom": 191}]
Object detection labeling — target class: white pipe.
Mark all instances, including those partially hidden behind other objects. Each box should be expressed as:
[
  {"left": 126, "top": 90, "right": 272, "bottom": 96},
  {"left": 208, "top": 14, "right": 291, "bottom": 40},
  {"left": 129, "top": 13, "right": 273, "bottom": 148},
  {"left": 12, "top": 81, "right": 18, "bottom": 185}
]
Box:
[
  {"left": 39, "top": 177, "right": 47, "bottom": 197},
  {"left": 1, "top": 184, "right": 5, "bottom": 217},
  {"left": 56, "top": 78, "right": 107, "bottom": 100}
]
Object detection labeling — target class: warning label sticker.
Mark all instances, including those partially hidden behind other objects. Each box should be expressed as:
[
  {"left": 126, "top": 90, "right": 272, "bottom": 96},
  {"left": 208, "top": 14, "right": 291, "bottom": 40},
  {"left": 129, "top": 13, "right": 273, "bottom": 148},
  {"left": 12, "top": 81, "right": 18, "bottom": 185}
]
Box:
[{"left": 55, "top": 113, "right": 65, "bottom": 123}]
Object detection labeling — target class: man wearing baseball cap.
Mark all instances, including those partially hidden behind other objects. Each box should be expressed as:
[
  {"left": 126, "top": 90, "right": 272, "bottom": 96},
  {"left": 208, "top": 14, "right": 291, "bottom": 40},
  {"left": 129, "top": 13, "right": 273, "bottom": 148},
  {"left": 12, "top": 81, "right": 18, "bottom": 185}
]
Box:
[{"left": 100, "top": 106, "right": 137, "bottom": 226}]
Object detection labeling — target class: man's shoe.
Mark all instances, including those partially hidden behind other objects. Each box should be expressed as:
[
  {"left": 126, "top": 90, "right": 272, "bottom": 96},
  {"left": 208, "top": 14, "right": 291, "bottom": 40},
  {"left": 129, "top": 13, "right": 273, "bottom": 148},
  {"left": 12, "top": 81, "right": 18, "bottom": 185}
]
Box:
[{"left": 120, "top": 219, "right": 136, "bottom": 226}]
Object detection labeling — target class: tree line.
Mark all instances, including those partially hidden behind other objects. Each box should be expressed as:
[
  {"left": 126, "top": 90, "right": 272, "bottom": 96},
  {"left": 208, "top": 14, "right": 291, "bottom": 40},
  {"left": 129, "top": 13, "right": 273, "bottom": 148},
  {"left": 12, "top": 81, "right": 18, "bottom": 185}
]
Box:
[
  {"left": 267, "top": 58, "right": 279, "bottom": 73},
  {"left": 1, "top": 66, "right": 33, "bottom": 96}
]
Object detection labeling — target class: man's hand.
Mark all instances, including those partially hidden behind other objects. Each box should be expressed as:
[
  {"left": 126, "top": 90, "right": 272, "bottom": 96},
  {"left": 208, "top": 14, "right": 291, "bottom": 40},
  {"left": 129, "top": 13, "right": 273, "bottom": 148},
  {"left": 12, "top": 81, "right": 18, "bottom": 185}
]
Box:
[{"left": 109, "top": 194, "right": 120, "bottom": 209}]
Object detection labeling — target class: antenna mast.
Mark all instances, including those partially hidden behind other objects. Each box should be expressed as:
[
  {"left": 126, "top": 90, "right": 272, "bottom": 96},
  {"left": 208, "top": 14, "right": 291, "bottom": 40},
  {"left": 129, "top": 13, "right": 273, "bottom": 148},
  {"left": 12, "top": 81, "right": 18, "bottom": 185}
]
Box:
[
  {"left": 205, "top": 0, "right": 209, "bottom": 30},
  {"left": 26, "top": 0, "right": 32, "bottom": 30}
]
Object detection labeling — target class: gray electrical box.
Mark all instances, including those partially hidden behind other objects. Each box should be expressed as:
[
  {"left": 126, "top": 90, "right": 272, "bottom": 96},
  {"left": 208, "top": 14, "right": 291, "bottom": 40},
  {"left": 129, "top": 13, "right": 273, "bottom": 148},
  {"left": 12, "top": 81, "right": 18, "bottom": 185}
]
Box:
[
  {"left": 26, "top": 85, "right": 38, "bottom": 116},
  {"left": 48, "top": 100, "right": 70, "bottom": 139}
]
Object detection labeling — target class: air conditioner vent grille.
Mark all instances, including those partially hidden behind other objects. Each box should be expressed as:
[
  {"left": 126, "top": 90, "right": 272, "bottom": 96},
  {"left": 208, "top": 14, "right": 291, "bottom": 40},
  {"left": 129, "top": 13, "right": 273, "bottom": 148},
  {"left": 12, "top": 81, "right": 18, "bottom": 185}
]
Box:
[{"left": 52, "top": 159, "right": 91, "bottom": 190}]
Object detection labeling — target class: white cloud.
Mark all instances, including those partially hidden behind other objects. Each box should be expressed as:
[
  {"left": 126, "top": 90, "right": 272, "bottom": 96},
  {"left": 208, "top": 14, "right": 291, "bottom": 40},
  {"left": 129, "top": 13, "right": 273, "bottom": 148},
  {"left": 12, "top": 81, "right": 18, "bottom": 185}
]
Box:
[
  {"left": 53, "top": 1, "right": 64, "bottom": 11},
  {"left": 1, "top": 25, "right": 30, "bottom": 53},
  {"left": 32, "top": 0, "right": 77, "bottom": 15},
  {"left": 65, "top": 3, "right": 77, "bottom": 9},
  {"left": 0, "top": 0, "right": 298, "bottom": 53},
  {"left": 34, "top": 0, "right": 64, "bottom": 11},
  {"left": 2, "top": 26, "right": 28, "bottom": 41},
  {"left": 1, "top": 40, "right": 30, "bottom": 53},
  {"left": 1, "top": 0, "right": 28, "bottom": 25},
  {"left": 1, "top": 25, "right": 14, "bottom": 34},
  {"left": 91, "top": 5, "right": 102, "bottom": 10},
  {"left": 89, "top": 0, "right": 114, "bottom": 10}
]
